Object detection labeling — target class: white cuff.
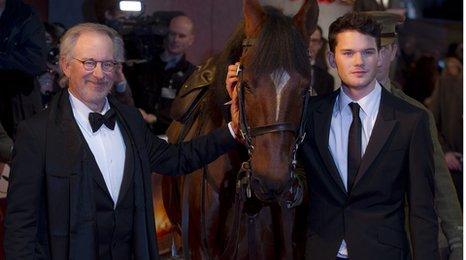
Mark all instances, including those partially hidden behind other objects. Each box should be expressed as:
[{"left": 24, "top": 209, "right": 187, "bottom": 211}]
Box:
[{"left": 227, "top": 122, "right": 237, "bottom": 139}]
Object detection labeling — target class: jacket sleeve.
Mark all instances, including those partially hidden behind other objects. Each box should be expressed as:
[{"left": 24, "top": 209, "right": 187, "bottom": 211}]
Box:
[
  {"left": 408, "top": 111, "right": 439, "bottom": 260},
  {"left": 426, "top": 110, "right": 463, "bottom": 258},
  {"left": 143, "top": 118, "right": 238, "bottom": 175},
  {"left": 0, "top": 12, "right": 47, "bottom": 76},
  {"left": 4, "top": 120, "right": 45, "bottom": 260}
]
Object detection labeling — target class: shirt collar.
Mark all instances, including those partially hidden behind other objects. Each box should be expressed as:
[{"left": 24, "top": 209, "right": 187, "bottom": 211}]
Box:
[
  {"left": 160, "top": 51, "right": 183, "bottom": 64},
  {"left": 335, "top": 81, "right": 382, "bottom": 118},
  {"left": 68, "top": 90, "right": 110, "bottom": 133}
]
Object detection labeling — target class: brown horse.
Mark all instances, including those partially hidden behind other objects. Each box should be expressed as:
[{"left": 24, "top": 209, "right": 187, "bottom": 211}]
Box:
[{"left": 163, "top": 0, "right": 318, "bottom": 259}]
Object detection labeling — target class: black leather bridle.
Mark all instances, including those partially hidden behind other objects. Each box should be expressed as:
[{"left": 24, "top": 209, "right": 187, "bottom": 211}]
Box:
[{"left": 236, "top": 40, "right": 310, "bottom": 208}]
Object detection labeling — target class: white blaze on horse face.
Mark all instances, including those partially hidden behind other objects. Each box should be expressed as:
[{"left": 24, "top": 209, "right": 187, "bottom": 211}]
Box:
[{"left": 270, "top": 69, "right": 290, "bottom": 121}]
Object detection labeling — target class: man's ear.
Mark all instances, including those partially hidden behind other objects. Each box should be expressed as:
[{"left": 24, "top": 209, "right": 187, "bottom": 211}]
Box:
[
  {"left": 327, "top": 51, "right": 336, "bottom": 69},
  {"left": 187, "top": 34, "right": 195, "bottom": 47}
]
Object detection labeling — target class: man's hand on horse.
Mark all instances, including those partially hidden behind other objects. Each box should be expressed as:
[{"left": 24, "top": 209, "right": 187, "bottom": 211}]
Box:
[
  {"left": 226, "top": 62, "right": 242, "bottom": 141},
  {"left": 226, "top": 62, "right": 240, "bottom": 98}
]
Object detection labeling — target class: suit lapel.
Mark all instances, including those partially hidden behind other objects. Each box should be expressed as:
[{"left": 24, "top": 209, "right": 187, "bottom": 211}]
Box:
[
  {"left": 313, "top": 91, "right": 347, "bottom": 194},
  {"left": 110, "top": 99, "right": 135, "bottom": 207},
  {"left": 47, "top": 90, "right": 84, "bottom": 175},
  {"left": 353, "top": 88, "right": 397, "bottom": 187},
  {"left": 54, "top": 90, "right": 113, "bottom": 200}
]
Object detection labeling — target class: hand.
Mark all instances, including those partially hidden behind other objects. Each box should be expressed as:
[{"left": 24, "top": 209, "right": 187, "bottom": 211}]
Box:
[
  {"left": 225, "top": 62, "right": 241, "bottom": 138},
  {"left": 445, "top": 152, "right": 462, "bottom": 171},
  {"left": 226, "top": 62, "right": 240, "bottom": 99},
  {"left": 138, "top": 108, "right": 157, "bottom": 124},
  {"left": 230, "top": 83, "right": 241, "bottom": 138}
]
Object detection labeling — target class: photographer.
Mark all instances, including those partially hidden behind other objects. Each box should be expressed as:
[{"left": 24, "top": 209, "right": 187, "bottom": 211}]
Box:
[
  {"left": 0, "top": 0, "right": 47, "bottom": 138},
  {"left": 127, "top": 15, "right": 196, "bottom": 135},
  {"left": 37, "top": 22, "right": 64, "bottom": 106}
]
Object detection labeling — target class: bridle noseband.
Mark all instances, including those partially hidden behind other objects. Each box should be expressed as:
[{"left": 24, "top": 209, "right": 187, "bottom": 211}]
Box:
[{"left": 236, "top": 39, "right": 310, "bottom": 208}]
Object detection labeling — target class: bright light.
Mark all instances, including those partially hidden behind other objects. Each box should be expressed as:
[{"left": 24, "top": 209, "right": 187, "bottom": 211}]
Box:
[{"left": 119, "top": 1, "right": 142, "bottom": 12}]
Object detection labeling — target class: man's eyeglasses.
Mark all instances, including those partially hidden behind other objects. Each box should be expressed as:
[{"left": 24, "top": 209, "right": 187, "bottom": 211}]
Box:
[{"left": 73, "top": 58, "right": 118, "bottom": 72}]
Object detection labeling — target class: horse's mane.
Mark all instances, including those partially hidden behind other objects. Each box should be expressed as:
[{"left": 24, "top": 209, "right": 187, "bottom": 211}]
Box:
[{"left": 206, "top": 6, "right": 312, "bottom": 120}]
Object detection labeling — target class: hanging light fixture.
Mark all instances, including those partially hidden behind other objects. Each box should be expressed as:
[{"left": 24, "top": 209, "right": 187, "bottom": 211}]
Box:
[{"left": 119, "top": 1, "right": 142, "bottom": 12}]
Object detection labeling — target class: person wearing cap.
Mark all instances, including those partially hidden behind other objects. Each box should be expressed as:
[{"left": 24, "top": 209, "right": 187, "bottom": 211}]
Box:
[{"left": 364, "top": 10, "right": 463, "bottom": 260}]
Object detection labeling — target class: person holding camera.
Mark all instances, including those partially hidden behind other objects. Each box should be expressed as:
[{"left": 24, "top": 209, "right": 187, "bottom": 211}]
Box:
[
  {"left": 0, "top": 0, "right": 47, "bottom": 139},
  {"left": 127, "top": 15, "right": 197, "bottom": 135}
]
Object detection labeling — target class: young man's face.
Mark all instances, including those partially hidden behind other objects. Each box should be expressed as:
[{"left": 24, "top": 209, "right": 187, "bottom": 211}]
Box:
[{"left": 329, "top": 30, "right": 381, "bottom": 91}]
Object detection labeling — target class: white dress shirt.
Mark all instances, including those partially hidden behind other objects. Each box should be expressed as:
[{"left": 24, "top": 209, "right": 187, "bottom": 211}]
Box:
[
  {"left": 328, "top": 82, "right": 382, "bottom": 258},
  {"left": 69, "top": 91, "right": 126, "bottom": 207}
]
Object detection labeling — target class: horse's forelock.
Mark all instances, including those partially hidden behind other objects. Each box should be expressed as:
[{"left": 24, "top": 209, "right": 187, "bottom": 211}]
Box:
[{"left": 246, "top": 6, "right": 312, "bottom": 83}]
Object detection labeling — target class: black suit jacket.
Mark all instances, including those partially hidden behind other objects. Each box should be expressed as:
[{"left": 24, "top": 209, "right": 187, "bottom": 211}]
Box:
[
  {"left": 301, "top": 88, "right": 438, "bottom": 260},
  {"left": 4, "top": 89, "right": 237, "bottom": 260}
]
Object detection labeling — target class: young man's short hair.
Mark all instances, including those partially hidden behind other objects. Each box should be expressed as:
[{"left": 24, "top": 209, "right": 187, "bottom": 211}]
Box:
[{"left": 328, "top": 12, "right": 382, "bottom": 53}]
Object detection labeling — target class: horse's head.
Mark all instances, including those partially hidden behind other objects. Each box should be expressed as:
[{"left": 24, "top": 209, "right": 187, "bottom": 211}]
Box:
[{"left": 238, "top": 0, "right": 318, "bottom": 206}]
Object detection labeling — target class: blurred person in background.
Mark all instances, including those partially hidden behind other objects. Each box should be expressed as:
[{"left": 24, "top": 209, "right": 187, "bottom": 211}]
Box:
[
  {"left": 366, "top": 10, "right": 463, "bottom": 259},
  {"left": 404, "top": 54, "right": 438, "bottom": 104},
  {"left": 308, "top": 25, "right": 334, "bottom": 95},
  {"left": 38, "top": 22, "right": 66, "bottom": 106},
  {"left": 429, "top": 55, "right": 463, "bottom": 208},
  {"left": 0, "top": 0, "right": 47, "bottom": 138},
  {"left": 127, "top": 15, "right": 196, "bottom": 135}
]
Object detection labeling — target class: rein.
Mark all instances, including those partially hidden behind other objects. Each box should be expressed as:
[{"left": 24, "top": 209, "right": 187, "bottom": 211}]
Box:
[
  {"left": 181, "top": 37, "right": 310, "bottom": 259},
  {"left": 236, "top": 40, "right": 309, "bottom": 208}
]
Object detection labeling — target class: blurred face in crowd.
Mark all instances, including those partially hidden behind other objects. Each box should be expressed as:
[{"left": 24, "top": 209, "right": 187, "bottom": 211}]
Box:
[
  {"left": 308, "top": 28, "right": 323, "bottom": 60},
  {"left": 377, "top": 42, "right": 398, "bottom": 84},
  {"left": 61, "top": 31, "right": 115, "bottom": 110},
  {"left": 166, "top": 16, "right": 194, "bottom": 55},
  {"left": 328, "top": 30, "right": 381, "bottom": 95},
  {"left": 445, "top": 57, "right": 462, "bottom": 76}
]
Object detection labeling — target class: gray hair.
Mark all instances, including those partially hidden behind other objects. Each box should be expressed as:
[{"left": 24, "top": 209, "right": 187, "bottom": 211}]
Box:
[{"left": 59, "top": 23, "right": 125, "bottom": 87}]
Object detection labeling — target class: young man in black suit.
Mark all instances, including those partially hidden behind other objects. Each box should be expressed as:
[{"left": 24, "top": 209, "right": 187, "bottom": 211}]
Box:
[
  {"left": 301, "top": 13, "right": 438, "bottom": 260},
  {"left": 4, "top": 23, "right": 240, "bottom": 260}
]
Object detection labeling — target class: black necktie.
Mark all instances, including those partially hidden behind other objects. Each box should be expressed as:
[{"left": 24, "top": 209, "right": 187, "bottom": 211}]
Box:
[
  {"left": 348, "top": 102, "right": 362, "bottom": 191},
  {"left": 88, "top": 109, "right": 116, "bottom": 133}
]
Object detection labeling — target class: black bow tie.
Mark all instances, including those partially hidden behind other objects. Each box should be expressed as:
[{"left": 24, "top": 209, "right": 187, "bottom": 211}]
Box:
[{"left": 88, "top": 109, "right": 116, "bottom": 133}]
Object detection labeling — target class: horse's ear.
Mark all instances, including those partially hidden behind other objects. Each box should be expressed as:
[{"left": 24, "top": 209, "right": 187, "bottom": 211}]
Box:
[
  {"left": 292, "top": 0, "right": 319, "bottom": 38},
  {"left": 243, "top": 0, "right": 265, "bottom": 37}
]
